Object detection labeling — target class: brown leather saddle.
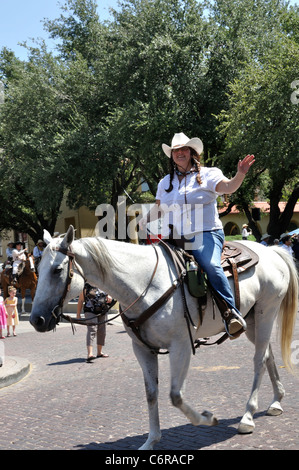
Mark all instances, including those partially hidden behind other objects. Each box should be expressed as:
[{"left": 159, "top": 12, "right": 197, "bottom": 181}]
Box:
[
  {"left": 221, "top": 241, "right": 259, "bottom": 310},
  {"left": 222, "top": 241, "right": 259, "bottom": 277}
]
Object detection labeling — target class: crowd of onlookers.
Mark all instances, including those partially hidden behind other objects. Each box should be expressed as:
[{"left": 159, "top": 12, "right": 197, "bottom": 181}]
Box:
[
  {"left": 260, "top": 231, "right": 299, "bottom": 260},
  {"left": 242, "top": 226, "right": 299, "bottom": 270}
]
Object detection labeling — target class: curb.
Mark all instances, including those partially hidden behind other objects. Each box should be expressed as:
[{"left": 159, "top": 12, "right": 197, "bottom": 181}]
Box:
[{"left": 0, "top": 356, "right": 31, "bottom": 389}]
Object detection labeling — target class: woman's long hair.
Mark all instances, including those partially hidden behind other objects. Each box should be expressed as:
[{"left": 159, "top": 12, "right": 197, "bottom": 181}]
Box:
[{"left": 165, "top": 148, "right": 202, "bottom": 193}]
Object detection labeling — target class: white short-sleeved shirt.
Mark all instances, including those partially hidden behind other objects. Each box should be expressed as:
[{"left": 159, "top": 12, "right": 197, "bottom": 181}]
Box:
[{"left": 155, "top": 167, "right": 225, "bottom": 237}]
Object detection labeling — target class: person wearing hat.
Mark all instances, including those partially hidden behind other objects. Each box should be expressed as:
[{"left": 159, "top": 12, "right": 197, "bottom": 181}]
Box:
[
  {"left": 6, "top": 242, "right": 14, "bottom": 261},
  {"left": 242, "top": 224, "right": 252, "bottom": 240},
  {"left": 12, "top": 241, "right": 27, "bottom": 283},
  {"left": 33, "top": 240, "right": 45, "bottom": 260},
  {"left": 139, "top": 132, "right": 255, "bottom": 336},
  {"left": 260, "top": 233, "right": 270, "bottom": 246}
]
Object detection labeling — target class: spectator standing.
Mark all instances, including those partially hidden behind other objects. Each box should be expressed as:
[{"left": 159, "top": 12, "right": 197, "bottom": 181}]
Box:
[
  {"left": 77, "top": 283, "right": 111, "bottom": 362},
  {"left": 242, "top": 224, "right": 252, "bottom": 240},
  {"left": 4, "top": 286, "right": 19, "bottom": 337}
]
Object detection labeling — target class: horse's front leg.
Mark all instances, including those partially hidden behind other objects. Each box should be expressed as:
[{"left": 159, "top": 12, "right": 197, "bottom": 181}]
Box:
[
  {"left": 169, "top": 342, "right": 218, "bottom": 427},
  {"left": 132, "top": 341, "right": 161, "bottom": 450}
]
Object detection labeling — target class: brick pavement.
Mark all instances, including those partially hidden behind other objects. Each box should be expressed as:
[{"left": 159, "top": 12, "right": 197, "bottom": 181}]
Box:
[{"left": 0, "top": 310, "right": 298, "bottom": 451}]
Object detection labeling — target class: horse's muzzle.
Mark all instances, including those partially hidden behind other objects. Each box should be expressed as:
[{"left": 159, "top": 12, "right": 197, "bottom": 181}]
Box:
[{"left": 30, "top": 315, "right": 47, "bottom": 332}]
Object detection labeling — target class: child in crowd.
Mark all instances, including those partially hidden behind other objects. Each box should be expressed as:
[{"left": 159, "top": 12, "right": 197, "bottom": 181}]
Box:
[
  {"left": 0, "top": 289, "right": 7, "bottom": 339},
  {"left": 12, "top": 242, "right": 27, "bottom": 283},
  {"left": 4, "top": 286, "right": 19, "bottom": 337}
]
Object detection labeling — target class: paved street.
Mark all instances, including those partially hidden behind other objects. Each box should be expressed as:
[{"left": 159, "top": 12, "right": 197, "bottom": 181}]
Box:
[{"left": 0, "top": 306, "right": 299, "bottom": 452}]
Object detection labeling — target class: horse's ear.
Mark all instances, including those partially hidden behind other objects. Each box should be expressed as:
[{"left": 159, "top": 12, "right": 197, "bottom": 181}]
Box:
[
  {"left": 43, "top": 230, "right": 53, "bottom": 245},
  {"left": 61, "top": 225, "right": 75, "bottom": 250}
]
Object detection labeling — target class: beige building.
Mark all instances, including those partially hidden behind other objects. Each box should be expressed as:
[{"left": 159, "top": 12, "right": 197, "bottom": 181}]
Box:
[
  {"left": 54, "top": 198, "right": 98, "bottom": 240},
  {"left": 220, "top": 201, "right": 299, "bottom": 237},
  {"left": 52, "top": 199, "right": 299, "bottom": 241}
]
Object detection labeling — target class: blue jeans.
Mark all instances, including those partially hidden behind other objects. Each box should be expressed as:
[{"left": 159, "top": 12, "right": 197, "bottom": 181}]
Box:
[{"left": 190, "top": 229, "right": 239, "bottom": 313}]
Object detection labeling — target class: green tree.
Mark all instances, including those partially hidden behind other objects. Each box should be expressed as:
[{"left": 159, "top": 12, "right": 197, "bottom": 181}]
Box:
[
  {"left": 217, "top": 35, "right": 299, "bottom": 240},
  {"left": 0, "top": 0, "right": 298, "bottom": 240},
  {"left": 0, "top": 47, "right": 70, "bottom": 241},
  {"left": 43, "top": 0, "right": 210, "bottom": 209},
  {"left": 202, "top": 0, "right": 292, "bottom": 162}
]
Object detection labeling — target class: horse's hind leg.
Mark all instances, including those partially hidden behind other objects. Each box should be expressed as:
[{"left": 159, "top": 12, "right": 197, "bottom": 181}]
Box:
[
  {"left": 169, "top": 343, "right": 218, "bottom": 427},
  {"left": 239, "top": 308, "right": 280, "bottom": 434},
  {"left": 132, "top": 342, "right": 161, "bottom": 450},
  {"left": 238, "top": 350, "right": 267, "bottom": 433},
  {"left": 265, "top": 344, "right": 285, "bottom": 416}
]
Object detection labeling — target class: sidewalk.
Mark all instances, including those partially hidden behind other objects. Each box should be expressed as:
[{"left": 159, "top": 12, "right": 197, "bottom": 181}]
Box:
[{"left": 0, "top": 355, "right": 31, "bottom": 389}]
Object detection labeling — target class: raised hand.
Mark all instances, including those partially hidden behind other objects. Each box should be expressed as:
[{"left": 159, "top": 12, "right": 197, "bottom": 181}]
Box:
[{"left": 238, "top": 154, "right": 255, "bottom": 175}]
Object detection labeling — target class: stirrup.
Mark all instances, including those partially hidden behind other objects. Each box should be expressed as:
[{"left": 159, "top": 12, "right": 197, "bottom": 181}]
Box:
[
  {"left": 223, "top": 309, "right": 246, "bottom": 338},
  {"left": 231, "top": 308, "right": 247, "bottom": 330}
]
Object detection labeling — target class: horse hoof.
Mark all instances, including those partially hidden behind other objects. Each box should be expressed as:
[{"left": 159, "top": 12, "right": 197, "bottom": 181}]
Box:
[
  {"left": 201, "top": 410, "right": 218, "bottom": 426},
  {"left": 266, "top": 405, "right": 283, "bottom": 416},
  {"left": 238, "top": 421, "right": 255, "bottom": 434}
]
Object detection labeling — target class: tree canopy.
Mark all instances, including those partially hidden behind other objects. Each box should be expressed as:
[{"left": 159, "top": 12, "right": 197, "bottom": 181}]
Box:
[{"left": 0, "top": 0, "right": 298, "bottom": 241}]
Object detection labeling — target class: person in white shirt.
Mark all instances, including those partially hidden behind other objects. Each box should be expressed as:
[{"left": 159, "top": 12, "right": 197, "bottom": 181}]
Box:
[
  {"left": 280, "top": 234, "right": 294, "bottom": 258},
  {"left": 139, "top": 132, "right": 255, "bottom": 336},
  {"left": 12, "top": 242, "right": 27, "bottom": 283},
  {"left": 242, "top": 224, "right": 252, "bottom": 240}
]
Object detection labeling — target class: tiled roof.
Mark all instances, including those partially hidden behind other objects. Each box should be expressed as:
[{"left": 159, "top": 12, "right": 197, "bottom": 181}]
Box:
[{"left": 219, "top": 201, "right": 299, "bottom": 214}]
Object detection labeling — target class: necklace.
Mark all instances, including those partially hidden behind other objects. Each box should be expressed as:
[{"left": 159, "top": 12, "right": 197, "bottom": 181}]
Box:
[
  {"left": 175, "top": 168, "right": 197, "bottom": 176},
  {"left": 175, "top": 168, "right": 197, "bottom": 228}
]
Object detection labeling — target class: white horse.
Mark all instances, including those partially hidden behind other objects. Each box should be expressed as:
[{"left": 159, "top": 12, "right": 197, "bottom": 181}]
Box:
[{"left": 30, "top": 225, "right": 298, "bottom": 450}]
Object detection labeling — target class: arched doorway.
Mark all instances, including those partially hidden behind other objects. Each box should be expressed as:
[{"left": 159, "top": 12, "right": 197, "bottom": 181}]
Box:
[{"left": 223, "top": 222, "right": 240, "bottom": 236}]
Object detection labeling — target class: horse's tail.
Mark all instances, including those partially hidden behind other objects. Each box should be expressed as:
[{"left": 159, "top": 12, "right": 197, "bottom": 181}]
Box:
[{"left": 271, "top": 246, "right": 298, "bottom": 372}]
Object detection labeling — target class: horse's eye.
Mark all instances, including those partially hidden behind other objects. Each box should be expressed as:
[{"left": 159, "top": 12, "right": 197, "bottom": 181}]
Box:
[{"left": 54, "top": 266, "right": 63, "bottom": 274}]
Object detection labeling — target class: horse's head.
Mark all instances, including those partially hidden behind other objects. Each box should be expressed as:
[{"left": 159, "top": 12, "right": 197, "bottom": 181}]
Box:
[{"left": 30, "top": 225, "right": 85, "bottom": 332}]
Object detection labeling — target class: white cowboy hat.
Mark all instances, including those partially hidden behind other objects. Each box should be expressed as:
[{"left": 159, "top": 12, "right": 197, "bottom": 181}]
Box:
[
  {"left": 261, "top": 233, "right": 270, "bottom": 240},
  {"left": 280, "top": 233, "right": 290, "bottom": 241},
  {"left": 162, "top": 132, "right": 203, "bottom": 158}
]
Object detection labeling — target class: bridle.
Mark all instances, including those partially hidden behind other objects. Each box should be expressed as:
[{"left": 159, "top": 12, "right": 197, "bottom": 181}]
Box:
[
  {"left": 50, "top": 245, "right": 79, "bottom": 324},
  {"left": 50, "top": 241, "right": 163, "bottom": 327},
  {"left": 50, "top": 238, "right": 196, "bottom": 355}
]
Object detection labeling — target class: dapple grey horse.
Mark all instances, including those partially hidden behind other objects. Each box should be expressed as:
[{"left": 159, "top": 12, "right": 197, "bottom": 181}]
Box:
[{"left": 30, "top": 226, "right": 298, "bottom": 450}]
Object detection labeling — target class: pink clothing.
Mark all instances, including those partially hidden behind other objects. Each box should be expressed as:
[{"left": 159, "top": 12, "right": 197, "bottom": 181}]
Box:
[{"left": 0, "top": 296, "right": 7, "bottom": 329}]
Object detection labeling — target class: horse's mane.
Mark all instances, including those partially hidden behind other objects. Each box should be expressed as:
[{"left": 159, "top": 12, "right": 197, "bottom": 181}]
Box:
[{"left": 79, "top": 237, "right": 121, "bottom": 279}]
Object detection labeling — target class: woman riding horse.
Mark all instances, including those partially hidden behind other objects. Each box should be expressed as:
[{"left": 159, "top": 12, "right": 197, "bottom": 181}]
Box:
[{"left": 139, "top": 132, "right": 255, "bottom": 336}]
